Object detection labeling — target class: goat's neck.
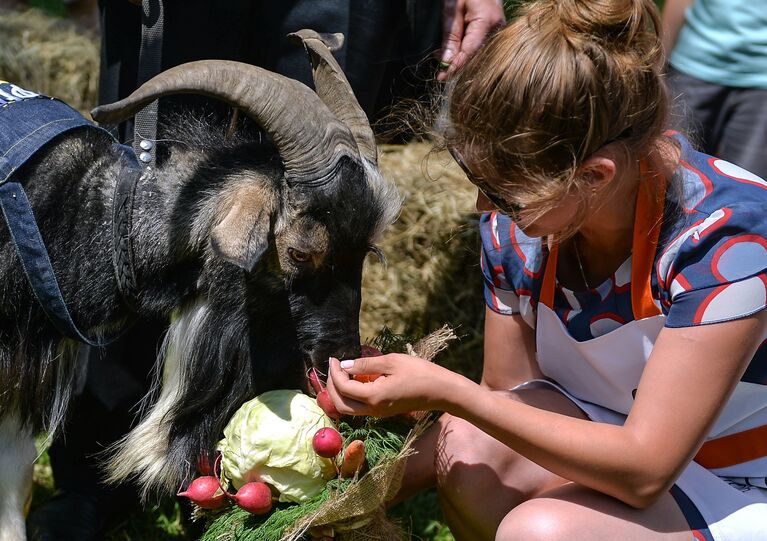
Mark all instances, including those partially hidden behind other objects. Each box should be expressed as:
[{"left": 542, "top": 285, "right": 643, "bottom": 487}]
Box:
[{"left": 125, "top": 155, "right": 210, "bottom": 318}]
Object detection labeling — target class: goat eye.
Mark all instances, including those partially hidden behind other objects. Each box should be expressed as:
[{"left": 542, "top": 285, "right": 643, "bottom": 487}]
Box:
[{"left": 288, "top": 247, "right": 311, "bottom": 263}]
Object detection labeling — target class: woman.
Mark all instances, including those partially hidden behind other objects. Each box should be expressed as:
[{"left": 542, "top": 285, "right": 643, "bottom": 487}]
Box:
[{"left": 326, "top": 0, "right": 767, "bottom": 539}]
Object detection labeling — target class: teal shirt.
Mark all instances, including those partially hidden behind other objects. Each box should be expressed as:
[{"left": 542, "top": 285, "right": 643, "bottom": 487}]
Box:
[{"left": 669, "top": 0, "right": 767, "bottom": 89}]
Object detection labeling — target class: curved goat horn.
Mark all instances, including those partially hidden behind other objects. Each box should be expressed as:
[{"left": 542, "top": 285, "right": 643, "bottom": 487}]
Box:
[
  {"left": 289, "top": 29, "right": 378, "bottom": 165},
  {"left": 91, "top": 60, "right": 359, "bottom": 184}
]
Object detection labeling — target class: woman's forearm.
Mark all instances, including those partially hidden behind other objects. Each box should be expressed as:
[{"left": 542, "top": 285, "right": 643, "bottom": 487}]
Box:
[{"left": 440, "top": 380, "right": 676, "bottom": 508}]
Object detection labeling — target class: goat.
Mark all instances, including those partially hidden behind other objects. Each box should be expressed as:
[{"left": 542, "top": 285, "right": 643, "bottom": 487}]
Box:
[{"left": 0, "top": 30, "right": 399, "bottom": 540}]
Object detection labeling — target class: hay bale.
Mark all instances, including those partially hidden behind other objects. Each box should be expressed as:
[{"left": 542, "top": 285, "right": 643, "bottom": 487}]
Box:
[
  {"left": 0, "top": 7, "right": 99, "bottom": 113},
  {"left": 364, "top": 144, "right": 485, "bottom": 380}
]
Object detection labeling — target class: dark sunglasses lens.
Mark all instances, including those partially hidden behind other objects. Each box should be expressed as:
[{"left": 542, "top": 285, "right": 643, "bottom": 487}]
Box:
[
  {"left": 480, "top": 187, "right": 523, "bottom": 216},
  {"left": 451, "top": 148, "right": 524, "bottom": 216}
]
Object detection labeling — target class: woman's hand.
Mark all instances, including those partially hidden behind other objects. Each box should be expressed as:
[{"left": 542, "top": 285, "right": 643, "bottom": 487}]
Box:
[{"left": 326, "top": 354, "right": 474, "bottom": 417}]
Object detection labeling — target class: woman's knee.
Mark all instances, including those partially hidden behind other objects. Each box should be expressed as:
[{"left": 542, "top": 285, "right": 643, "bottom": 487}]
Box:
[{"left": 495, "top": 498, "right": 574, "bottom": 541}]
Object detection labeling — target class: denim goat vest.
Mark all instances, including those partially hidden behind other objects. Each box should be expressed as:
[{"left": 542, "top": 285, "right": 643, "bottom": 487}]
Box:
[{"left": 0, "top": 82, "right": 131, "bottom": 345}]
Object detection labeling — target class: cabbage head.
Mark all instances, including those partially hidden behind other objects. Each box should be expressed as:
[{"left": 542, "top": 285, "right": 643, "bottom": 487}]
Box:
[{"left": 218, "top": 389, "right": 336, "bottom": 503}]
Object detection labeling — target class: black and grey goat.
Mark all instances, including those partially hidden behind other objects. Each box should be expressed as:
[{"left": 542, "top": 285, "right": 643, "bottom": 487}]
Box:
[{"left": 0, "top": 30, "right": 399, "bottom": 539}]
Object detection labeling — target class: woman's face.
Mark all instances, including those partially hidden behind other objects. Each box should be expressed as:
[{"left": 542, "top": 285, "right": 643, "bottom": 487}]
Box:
[
  {"left": 475, "top": 189, "right": 581, "bottom": 238},
  {"left": 457, "top": 146, "right": 584, "bottom": 238}
]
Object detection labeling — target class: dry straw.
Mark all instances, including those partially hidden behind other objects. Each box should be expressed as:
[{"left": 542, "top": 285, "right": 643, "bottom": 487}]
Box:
[
  {"left": 0, "top": 7, "right": 99, "bottom": 113},
  {"left": 364, "top": 144, "right": 484, "bottom": 381}
]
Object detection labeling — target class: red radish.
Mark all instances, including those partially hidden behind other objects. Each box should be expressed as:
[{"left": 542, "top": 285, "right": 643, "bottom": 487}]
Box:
[
  {"left": 229, "top": 481, "right": 272, "bottom": 515},
  {"left": 340, "top": 439, "right": 366, "bottom": 478},
  {"left": 308, "top": 367, "right": 325, "bottom": 395},
  {"left": 312, "top": 427, "right": 343, "bottom": 458},
  {"left": 196, "top": 451, "right": 220, "bottom": 476},
  {"left": 316, "top": 388, "right": 341, "bottom": 420},
  {"left": 177, "top": 476, "right": 227, "bottom": 509},
  {"left": 359, "top": 345, "right": 383, "bottom": 357}
]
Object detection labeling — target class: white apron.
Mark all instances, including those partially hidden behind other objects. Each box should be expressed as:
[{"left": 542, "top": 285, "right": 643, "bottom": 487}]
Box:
[{"left": 530, "top": 166, "right": 767, "bottom": 540}]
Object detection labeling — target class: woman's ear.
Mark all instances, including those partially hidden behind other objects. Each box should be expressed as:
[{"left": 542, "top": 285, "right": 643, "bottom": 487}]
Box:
[{"left": 578, "top": 155, "right": 617, "bottom": 190}]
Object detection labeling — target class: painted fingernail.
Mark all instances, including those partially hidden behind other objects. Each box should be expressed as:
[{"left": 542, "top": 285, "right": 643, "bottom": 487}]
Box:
[{"left": 340, "top": 359, "right": 355, "bottom": 369}]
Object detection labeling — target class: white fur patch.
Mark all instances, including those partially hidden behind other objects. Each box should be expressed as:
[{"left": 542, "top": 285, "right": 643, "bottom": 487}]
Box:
[
  {"left": 0, "top": 416, "right": 35, "bottom": 541},
  {"left": 104, "top": 298, "right": 209, "bottom": 499},
  {"left": 364, "top": 160, "right": 401, "bottom": 243}
]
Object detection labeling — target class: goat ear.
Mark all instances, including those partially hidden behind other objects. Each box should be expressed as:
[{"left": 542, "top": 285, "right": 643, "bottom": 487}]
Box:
[{"left": 210, "top": 188, "right": 274, "bottom": 271}]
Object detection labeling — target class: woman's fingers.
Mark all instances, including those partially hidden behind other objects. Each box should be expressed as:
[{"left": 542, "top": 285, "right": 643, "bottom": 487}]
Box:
[
  {"left": 329, "top": 358, "right": 379, "bottom": 399},
  {"left": 327, "top": 359, "right": 376, "bottom": 415},
  {"left": 338, "top": 354, "right": 390, "bottom": 376}
]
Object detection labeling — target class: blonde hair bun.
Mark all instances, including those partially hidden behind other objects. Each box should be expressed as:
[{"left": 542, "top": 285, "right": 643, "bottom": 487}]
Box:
[{"left": 533, "top": 0, "right": 663, "bottom": 64}]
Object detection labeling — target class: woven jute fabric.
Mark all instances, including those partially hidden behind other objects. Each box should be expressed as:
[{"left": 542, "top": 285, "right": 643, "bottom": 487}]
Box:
[{"left": 281, "top": 423, "right": 423, "bottom": 541}]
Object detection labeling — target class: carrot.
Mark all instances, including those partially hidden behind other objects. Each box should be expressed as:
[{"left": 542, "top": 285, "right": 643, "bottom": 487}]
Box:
[
  {"left": 352, "top": 345, "right": 383, "bottom": 382},
  {"left": 351, "top": 373, "right": 382, "bottom": 383},
  {"left": 339, "top": 439, "right": 366, "bottom": 478}
]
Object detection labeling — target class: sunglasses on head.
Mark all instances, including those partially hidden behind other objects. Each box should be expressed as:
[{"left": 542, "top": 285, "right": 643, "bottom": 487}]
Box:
[{"left": 448, "top": 147, "right": 526, "bottom": 217}]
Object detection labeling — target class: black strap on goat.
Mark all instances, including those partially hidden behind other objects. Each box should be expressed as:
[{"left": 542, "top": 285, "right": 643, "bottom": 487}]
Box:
[
  {"left": 0, "top": 83, "right": 137, "bottom": 346},
  {"left": 132, "top": 0, "right": 164, "bottom": 167},
  {"left": 111, "top": 0, "right": 163, "bottom": 307},
  {"left": 111, "top": 146, "right": 144, "bottom": 312}
]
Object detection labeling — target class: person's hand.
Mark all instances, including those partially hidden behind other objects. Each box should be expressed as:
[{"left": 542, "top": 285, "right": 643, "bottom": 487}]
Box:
[
  {"left": 438, "top": 0, "right": 506, "bottom": 82},
  {"left": 326, "top": 354, "right": 470, "bottom": 417}
]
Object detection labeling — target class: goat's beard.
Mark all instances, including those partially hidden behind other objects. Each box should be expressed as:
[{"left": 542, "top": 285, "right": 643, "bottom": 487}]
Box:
[
  {"left": 100, "top": 274, "right": 363, "bottom": 498},
  {"left": 100, "top": 289, "right": 318, "bottom": 499},
  {"left": 102, "top": 296, "right": 267, "bottom": 499},
  {"left": 101, "top": 299, "right": 214, "bottom": 499}
]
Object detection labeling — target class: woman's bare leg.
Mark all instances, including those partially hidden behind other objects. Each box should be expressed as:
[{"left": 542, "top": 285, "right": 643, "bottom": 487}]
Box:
[
  {"left": 495, "top": 483, "right": 693, "bottom": 541},
  {"left": 389, "top": 417, "right": 442, "bottom": 507},
  {"left": 391, "top": 386, "right": 585, "bottom": 540},
  {"left": 396, "top": 386, "right": 693, "bottom": 541}
]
